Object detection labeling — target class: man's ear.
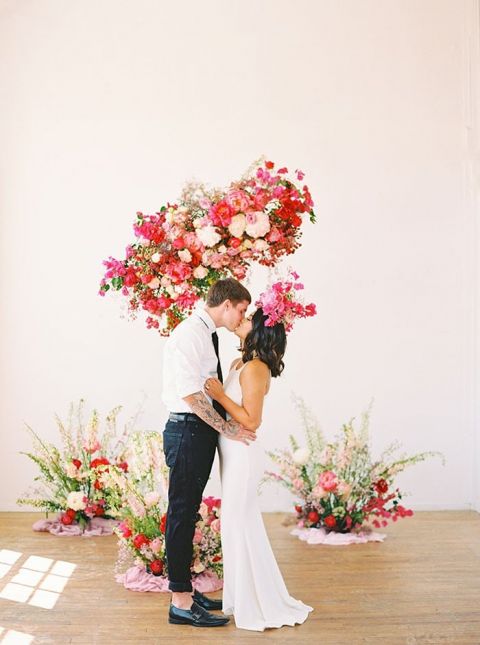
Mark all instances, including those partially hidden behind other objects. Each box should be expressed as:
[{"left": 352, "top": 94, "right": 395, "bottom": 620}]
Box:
[{"left": 223, "top": 299, "right": 232, "bottom": 310}]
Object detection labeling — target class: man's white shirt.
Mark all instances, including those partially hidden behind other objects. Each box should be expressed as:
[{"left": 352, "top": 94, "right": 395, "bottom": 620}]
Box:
[{"left": 162, "top": 307, "right": 219, "bottom": 413}]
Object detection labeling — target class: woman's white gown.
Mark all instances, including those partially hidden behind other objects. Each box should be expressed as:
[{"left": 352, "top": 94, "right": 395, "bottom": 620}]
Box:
[{"left": 218, "top": 363, "right": 314, "bottom": 631}]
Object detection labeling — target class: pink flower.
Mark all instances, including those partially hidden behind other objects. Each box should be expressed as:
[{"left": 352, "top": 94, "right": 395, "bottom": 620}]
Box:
[
  {"left": 226, "top": 189, "right": 250, "bottom": 213},
  {"left": 84, "top": 441, "right": 101, "bottom": 454},
  {"left": 292, "top": 478, "right": 304, "bottom": 491},
  {"left": 210, "top": 518, "right": 221, "bottom": 533},
  {"left": 209, "top": 201, "right": 234, "bottom": 227},
  {"left": 337, "top": 482, "right": 352, "bottom": 500},
  {"left": 318, "top": 470, "right": 338, "bottom": 492},
  {"left": 193, "top": 528, "right": 203, "bottom": 544},
  {"left": 150, "top": 538, "right": 163, "bottom": 554},
  {"left": 312, "top": 485, "right": 329, "bottom": 499}
]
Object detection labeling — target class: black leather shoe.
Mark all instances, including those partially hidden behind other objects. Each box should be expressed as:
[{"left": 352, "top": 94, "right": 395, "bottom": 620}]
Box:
[
  {"left": 168, "top": 602, "right": 229, "bottom": 627},
  {"left": 193, "top": 589, "right": 223, "bottom": 611}
]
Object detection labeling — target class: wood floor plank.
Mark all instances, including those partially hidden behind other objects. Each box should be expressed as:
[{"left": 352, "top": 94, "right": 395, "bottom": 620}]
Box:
[{"left": 0, "top": 512, "right": 478, "bottom": 644}]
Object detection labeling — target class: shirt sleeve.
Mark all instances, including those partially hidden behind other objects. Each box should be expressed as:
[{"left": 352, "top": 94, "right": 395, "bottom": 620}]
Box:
[{"left": 172, "top": 326, "right": 207, "bottom": 399}]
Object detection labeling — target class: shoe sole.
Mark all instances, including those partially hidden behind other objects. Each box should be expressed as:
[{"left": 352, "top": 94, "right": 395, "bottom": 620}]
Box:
[{"left": 168, "top": 618, "right": 229, "bottom": 627}]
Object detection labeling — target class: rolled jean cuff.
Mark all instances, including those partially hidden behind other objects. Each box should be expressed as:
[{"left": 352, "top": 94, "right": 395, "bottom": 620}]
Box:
[{"left": 169, "top": 580, "right": 193, "bottom": 593}]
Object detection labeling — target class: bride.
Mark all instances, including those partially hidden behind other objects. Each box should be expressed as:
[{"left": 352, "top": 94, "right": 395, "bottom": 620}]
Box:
[{"left": 204, "top": 278, "right": 314, "bottom": 631}]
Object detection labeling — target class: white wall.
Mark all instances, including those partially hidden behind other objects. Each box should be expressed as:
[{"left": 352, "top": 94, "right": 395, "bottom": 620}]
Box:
[{"left": 0, "top": 0, "right": 478, "bottom": 512}]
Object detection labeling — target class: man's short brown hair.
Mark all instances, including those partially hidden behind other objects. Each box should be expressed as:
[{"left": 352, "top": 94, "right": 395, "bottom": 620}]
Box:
[{"left": 206, "top": 278, "right": 251, "bottom": 307}]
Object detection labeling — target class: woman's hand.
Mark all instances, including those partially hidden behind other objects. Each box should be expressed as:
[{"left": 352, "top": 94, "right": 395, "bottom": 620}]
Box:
[{"left": 204, "top": 377, "right": 225, "bottom": 402}]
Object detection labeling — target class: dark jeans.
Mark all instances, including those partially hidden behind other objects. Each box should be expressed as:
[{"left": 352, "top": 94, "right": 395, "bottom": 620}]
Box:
[{"left": 163, "top": 414, "right": 218, "bottom": 592}]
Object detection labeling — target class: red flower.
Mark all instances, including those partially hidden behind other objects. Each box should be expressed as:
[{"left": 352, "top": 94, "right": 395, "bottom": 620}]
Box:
[
  {"left": 265, "top": 160, "right": 275, "bottom": 170},
  {"left": 117, "top": 461, "right": 129, "bottom": 472},
  {"left": 119, "top": 522, "right": 132, "bottom": 538},
  {"left": 172, "top": 236, "right": 185, "bottom": 250},
  {"left": 61, "top": 513, "right": 74, "bottom": 526},
  {"left": 132, "top": 534, "right": 149, "bottom": 549},
  {"left": 345, "top": 515, "right": 352, "bottom": 529},
  {"left": 149, "top": 559, "right": 164, "bottom": 575},
  {"left": 93, "top": 505, "right": 104, "bottom": 516},
  {"left": 93, "top": 480, "right": 102, "bottom": 490},
  {"left": 124, "top": 271, "right": 138, "bottom": 287},
  {"left": 295, "top": 505, "right": 303, "bottom": 514},
  {"left": 159, "top": 513, "right": 167, "bottom": 534},
  {"left": 375, "top": 479, "right": 389, "bottom": 495},
  {"left": 307, "top": 511, "right": 319, "bottom": 524},
  {"left": 324, "top": 515, "right": 336, "bottom": 529},
  {"left": 212, "top": 555, "right": 222, "bottom": 562},
  {"left": 90, "top": 457, "right": 110, "bottom": 469},
  {"left": 72, "top": 459, "right": 82, "bottom": 470},
  {"left": 210, "top": 201, "right": 234, "bottom": 227},
  {"left": 65, "top": 508, "right": 76, "bottom": 520}
]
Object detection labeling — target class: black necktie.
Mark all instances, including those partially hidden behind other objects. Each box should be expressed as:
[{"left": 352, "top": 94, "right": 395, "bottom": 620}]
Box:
[{"left": 211, "top": 332, "right": 227, "bottom": 419}]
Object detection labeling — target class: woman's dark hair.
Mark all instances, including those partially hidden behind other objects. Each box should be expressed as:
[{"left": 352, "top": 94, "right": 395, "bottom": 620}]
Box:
[{"left": 242, "top": 308, "right": 286, "bottom": 378}]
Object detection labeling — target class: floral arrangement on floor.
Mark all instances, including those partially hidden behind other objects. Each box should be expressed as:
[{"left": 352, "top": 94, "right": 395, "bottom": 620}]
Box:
[
  {"left": 105, "top": 432, "right": 223, "bottom": 590},
  {"left": 17, "top": 401, "right": 134, "bottom": 532},
  {"left": 115, "top": 493, "right": 222, "bottom": 581},
  {"left": 100, "top": 158, "right": 316, "bottom": 335},
  {"left": 263, "top": 397, "right": 443, "bottom": 538}
]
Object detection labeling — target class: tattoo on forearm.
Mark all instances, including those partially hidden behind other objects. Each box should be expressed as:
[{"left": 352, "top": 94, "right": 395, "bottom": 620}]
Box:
[{"left": 188, "top": 392, "right": 241, "bottom": 436}]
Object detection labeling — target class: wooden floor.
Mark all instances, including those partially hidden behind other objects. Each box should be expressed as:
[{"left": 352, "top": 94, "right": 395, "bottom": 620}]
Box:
[{"left": 0, "top": 512, "right": 479, "bottom": 644}]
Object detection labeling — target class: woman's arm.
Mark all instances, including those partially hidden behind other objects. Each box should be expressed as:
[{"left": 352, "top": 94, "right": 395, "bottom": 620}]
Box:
[{"left": 205, "top": 360, "right": 270, "bottom": 431}]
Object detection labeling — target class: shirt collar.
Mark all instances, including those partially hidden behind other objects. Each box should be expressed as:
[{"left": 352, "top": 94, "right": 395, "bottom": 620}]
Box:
[{"left": 195, "top": 307, "right": 217, "bottom": 334}]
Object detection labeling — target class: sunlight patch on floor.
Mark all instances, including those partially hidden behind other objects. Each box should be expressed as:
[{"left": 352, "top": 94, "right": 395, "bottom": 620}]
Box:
[{"left": 0, "top": 550, "right": 77, "bottom": 611}]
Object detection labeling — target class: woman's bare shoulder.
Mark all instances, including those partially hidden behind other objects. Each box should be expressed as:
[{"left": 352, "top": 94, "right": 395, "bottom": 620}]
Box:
[{"left": 242, "top": 358, "right": 270, "bottom": 379}]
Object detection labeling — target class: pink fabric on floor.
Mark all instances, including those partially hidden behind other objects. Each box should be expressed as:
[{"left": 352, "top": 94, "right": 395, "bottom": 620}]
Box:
[
  {"left": 32, "top": 516, "right": 119, "bottom": 537},
  {"left": 115, "top": 565, "right": 223, "bottom": 593},
  {"left": 291, "top": 526, "right": 386, "bottom": 545}
]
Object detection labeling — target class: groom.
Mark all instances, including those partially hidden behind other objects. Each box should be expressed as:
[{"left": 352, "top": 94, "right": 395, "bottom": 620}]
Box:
[{"left": 161, "top": 278, "right": 255, "bottom": 627}]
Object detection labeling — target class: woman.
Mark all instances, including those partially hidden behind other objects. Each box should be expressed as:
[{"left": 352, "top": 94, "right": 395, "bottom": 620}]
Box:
[{"left": 204, "top": 276, "right": 315, "bottom": 631}]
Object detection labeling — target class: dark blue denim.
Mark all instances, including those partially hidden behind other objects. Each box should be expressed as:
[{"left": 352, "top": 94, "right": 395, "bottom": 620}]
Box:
[{"left": 163, "top": 415, "right": 218, "bottom": 592}]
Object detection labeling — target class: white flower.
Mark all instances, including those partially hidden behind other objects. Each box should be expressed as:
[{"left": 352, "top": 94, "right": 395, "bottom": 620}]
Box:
[
  {"left": 151, "top": 252, "right": 161, "bottom": 263},
  {"left": 228, "top": 213, "right": 247, "bottom": 238},
  {"left": 253, "top": 239, "right": 269, "bottom": 252},
  {"left": 218, "top": 245, "right": 227, "bottom": 254},
  {"left": 193, "top": 559, "right": 205, "bottom": 573},
  {"left": 196, "top": 225, "right": 221, "bottom": 248},
  {"left": 148, "top": 277, "right": 160, "bottom": 290},
  {"left": 66, "top": 491, "right": 86, "bottom": 511},
  {"left": 293, "top": 448, "right": 310, "bottom": 465},
  {"left": 144, "top": 491, "right": 161, "bottom": 508},
  {"left": 178, "top": 249, "right": 192, "bottom": 263},
  {"left": 193, "top": 266, "right": 209, "bottom": 279},
  {"left": 245, "top": 211, "right": 270, "bottom": 238}
]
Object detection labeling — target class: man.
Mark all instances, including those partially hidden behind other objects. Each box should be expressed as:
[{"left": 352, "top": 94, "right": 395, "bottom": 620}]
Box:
[{"left": 161, "top": 278, "right": 255, "bottom": 628}]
